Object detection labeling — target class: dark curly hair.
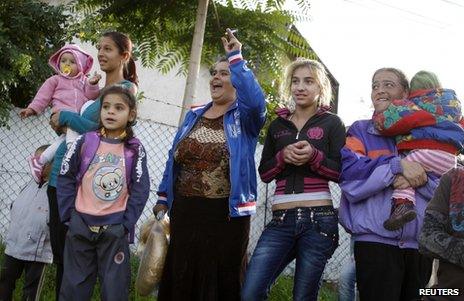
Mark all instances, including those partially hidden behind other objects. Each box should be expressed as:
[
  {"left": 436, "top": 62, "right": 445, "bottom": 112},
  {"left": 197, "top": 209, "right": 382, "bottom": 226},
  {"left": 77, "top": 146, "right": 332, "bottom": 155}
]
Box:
[{"left": 99, "top": 85, "right": 137, "bottom": 141}]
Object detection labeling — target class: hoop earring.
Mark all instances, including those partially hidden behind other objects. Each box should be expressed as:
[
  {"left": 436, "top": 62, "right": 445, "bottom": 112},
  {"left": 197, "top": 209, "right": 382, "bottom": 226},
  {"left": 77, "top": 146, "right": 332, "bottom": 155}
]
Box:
[{"left": 288, "top": 98, "right": 296, "bottom": 112}]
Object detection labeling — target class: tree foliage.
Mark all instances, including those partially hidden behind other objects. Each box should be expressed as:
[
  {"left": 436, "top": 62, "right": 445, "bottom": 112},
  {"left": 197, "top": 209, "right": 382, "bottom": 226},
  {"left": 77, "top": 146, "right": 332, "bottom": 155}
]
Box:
[
  {"left": 0, "top": 0, "right": 316, "bottom": 139},
  {"left": 71, "top": 0, "right": 315, "bottom": 78},
  {"left": 70, "top": 0, "right": 315, "bottom": 140},
  {"left": 0, "top": 0, "right": 71, "bottom": 127}
]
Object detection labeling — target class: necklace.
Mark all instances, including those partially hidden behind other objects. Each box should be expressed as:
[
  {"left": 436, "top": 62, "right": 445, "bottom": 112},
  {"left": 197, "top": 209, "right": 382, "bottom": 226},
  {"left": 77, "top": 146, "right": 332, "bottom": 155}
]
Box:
[{"left": 100, "top": 128, "right": 127, "bottom": 139}]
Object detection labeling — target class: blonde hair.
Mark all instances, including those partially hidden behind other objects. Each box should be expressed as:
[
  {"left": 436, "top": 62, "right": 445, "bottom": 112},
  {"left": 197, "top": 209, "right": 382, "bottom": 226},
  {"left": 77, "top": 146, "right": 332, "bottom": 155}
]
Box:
[
  {"left": 410, "top": 70, "right": 442, "bottom": 92},
  {"left": 282, "top": 58, "right": 332, "bottom": 110}
]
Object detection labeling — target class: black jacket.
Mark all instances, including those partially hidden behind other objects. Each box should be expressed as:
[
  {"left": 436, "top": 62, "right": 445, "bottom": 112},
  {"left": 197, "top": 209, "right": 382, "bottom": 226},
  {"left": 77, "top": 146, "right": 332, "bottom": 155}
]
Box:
[{"left": 259, "top": 107, "right": 346, "bottom": 195}]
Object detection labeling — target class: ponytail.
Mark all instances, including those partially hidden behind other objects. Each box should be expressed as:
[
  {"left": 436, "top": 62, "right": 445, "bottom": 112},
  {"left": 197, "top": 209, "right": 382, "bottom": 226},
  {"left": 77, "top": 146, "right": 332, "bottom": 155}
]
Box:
[
  {"left": 124, "top": 57, "right": 138, "bottom": 86},
  {"left": 102, "top": 31, "right": 139, "bottom": 86},
  {"left": 125, "top": 124, "right": 135, "bottom": 141}
]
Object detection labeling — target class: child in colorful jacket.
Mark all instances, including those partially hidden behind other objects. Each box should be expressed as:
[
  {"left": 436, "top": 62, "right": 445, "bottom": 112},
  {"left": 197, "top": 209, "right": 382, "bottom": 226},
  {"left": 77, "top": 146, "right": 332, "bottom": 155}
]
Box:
[
  {"left": 373, "top": 71, "right": 464, "bottom": 231},
  {"left": 57, "top": 85, "right": 149, "bottom": 300},
  {"left": 20, "top": 44, "right": 101, "bottom": 183}
]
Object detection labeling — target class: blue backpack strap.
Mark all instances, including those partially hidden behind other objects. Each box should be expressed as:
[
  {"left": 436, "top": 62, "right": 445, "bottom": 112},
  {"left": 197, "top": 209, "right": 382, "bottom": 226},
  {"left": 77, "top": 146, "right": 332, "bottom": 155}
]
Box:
[
  {"left": 124, "top": 137, "right": 141, "bottom": 189},
  {"left": 76, "top": 131, "right": 101, "bottom": 184}
]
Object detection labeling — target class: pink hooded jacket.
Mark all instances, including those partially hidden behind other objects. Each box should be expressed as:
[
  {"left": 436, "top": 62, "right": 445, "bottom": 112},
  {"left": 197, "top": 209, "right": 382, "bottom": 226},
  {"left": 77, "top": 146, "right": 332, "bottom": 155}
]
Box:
[{"left": 28, "top": 44, "right": 100, "bottom": 114}]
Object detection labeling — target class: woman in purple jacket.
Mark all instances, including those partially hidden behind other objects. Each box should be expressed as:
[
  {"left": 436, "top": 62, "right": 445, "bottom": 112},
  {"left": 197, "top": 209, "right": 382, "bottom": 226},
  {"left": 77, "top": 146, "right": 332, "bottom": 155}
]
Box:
[{"left": 339, "top": 68, "right": 437, "bottom": 301}]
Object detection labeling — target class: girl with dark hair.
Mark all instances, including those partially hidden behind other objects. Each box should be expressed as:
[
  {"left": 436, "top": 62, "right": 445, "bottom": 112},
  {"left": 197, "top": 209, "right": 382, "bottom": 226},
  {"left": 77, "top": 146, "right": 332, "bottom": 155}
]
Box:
[
  {"left": 97, "top": 85, "right": 138, "bottom": 141},
  {"left": 57, "top": 85, "right": 149, "bottom": 300},
  {"left": 46, "top": 31, "right": 138, "bottom": 299},
  {"left": 100, "top": 31, "right": 139, "bottom": 87}
]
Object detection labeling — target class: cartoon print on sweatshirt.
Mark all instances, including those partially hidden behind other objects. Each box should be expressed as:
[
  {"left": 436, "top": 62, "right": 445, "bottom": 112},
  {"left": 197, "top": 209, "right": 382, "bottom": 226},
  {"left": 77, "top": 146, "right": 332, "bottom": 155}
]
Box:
[{"left": 89, "top": 152, "right": 125, "bottom": 201}]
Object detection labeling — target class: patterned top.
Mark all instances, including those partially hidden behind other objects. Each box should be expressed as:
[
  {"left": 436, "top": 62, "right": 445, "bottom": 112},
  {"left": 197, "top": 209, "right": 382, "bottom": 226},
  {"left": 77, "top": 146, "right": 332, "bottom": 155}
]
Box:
[
  {"left": 373, "top": 88, "right": 464, "bottom": 153},
  {"left": 174, "top": 116, "right": 230, "bottom": 198},
  {"left": 419, "top": 167, "right": 464, "bottom": 298}
]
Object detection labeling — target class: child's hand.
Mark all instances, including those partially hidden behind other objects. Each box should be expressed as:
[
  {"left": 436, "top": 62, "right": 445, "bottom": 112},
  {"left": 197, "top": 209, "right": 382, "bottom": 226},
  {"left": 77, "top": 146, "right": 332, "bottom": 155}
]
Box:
[
  {"left": 401, "top": 159, "right": 427, "bottom": 187},
  {"left": 57, "top": 125, "right": 68, "bottom": 135},
  {"left": 89, "top": 72, "right": 102, "bottom": 85},
  {"left": 49, "top": 111, "right": 61, "bottom": 132},
  {"left": 393, "top": 175, "right": 411, "bottom": 189},
  {"left": 19, "top": 108, "right": 35, "bottom": 119},
  {"left": 153, "top": 204, "right": 168, "bottom": 220}
]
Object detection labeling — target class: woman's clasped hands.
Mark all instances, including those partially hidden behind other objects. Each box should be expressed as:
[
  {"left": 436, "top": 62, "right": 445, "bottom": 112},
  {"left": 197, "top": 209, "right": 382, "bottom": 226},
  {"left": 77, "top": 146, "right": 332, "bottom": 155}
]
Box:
[{"left": 282, "top": 140, "right": 314, "bottom": 166}]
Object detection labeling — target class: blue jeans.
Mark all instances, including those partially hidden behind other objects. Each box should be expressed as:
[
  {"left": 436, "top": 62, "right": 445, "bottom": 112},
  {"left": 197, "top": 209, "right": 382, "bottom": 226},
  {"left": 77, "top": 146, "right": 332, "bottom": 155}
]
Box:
[
  {"left": 338, "top": 237, "right": 356, "bottom": 301},
  {"left": 338, "top": 258, "right": 356, "bottom": 301},
  {"left": 242, "top": 206, "right": 338, "bottom": 301}
]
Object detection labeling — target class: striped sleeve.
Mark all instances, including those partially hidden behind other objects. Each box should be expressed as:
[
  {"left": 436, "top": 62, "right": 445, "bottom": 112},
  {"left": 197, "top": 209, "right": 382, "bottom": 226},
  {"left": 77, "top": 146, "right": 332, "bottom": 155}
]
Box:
[
  {"left": 227, "top": 50, "right": 243, "bottom": 65},
  {"left": 339, "top": 122, "right": 400, "bottom": 203}
]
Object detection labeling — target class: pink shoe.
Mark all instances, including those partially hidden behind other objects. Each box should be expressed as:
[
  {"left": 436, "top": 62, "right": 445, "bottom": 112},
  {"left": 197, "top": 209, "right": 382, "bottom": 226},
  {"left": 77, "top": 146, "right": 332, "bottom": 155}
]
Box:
[{"left": 27, "top": 155, "right": 44, "bottom": 183}]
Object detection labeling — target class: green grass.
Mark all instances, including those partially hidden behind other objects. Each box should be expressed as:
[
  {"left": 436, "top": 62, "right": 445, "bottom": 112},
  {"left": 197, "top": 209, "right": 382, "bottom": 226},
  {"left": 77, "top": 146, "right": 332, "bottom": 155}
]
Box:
[
  {"left": 269, "top": 276, "right": 337, "bottom": 301},
  {"left": 0, "top": 244, "right": 152, "bottom": 301},
  {"left": 1, "top": 244, "right": 336, "bottom": 300}
]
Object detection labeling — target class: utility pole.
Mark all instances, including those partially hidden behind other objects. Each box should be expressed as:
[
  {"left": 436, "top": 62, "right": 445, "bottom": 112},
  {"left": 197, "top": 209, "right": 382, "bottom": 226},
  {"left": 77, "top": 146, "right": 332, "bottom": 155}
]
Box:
[{"left": 178, "top": 0, "right": 209, "bottom": 125}]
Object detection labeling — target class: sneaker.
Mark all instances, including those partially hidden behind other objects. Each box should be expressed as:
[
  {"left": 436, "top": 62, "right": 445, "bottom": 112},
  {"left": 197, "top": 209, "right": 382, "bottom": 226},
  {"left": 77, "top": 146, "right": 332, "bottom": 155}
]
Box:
[
  {"left": 383, "top": 202, "right": 417, "bottom": 231},
  {"left": 27, "top": 155, "right": 44, "bottom": 183}
]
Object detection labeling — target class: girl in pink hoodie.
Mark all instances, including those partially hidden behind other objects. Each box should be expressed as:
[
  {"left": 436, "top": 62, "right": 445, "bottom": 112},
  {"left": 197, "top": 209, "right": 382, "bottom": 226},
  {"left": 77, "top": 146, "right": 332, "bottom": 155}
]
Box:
[{"left": 20, "top": 44, "right": 101, "bottom": 183}]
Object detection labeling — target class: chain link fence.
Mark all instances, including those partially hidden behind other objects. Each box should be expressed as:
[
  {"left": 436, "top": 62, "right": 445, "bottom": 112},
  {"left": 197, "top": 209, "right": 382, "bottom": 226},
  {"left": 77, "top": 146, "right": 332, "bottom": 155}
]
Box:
[{"left": 0, "top": 108, "right": 351, "bottom": 282}]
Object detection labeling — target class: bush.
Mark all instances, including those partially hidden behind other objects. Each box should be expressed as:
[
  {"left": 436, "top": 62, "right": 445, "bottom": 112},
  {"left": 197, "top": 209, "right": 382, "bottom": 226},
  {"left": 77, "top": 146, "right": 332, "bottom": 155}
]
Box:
[{"left": 0, "top": 0, "right": 71, "bottom": 127}]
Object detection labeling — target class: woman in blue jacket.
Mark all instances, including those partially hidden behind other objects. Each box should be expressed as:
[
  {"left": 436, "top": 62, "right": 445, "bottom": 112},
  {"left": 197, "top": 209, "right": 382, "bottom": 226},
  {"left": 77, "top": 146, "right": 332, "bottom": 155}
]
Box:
[{"left": 153, "top": 28, "right": 266, "bottom": 301}]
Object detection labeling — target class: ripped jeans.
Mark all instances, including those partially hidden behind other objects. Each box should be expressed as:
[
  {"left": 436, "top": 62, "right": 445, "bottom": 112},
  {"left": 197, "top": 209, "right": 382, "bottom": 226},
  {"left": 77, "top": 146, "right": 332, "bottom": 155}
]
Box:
[{"left": 242, "top": 206, "right": 338, "bottom": 301}]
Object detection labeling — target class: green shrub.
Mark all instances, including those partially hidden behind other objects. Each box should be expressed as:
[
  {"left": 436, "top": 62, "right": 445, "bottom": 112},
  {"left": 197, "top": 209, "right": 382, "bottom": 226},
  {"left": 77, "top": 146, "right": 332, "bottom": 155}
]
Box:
[{"left": 0, "top": 0, "right": 71, "bottom": 127}]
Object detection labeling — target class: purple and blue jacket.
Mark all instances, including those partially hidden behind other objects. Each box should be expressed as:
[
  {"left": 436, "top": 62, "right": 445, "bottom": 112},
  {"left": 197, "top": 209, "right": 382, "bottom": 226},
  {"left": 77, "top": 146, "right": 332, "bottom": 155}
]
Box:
[
  {"left": 57, "top": 131, "right": 150, "bottom": 242},
  {"left": 338, "top": 119, "right": 440, "bottom": 249}
]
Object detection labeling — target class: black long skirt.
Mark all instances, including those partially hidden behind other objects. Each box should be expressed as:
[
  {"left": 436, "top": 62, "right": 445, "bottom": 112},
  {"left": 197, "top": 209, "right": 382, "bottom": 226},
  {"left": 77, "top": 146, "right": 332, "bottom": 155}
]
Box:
[{"left": 157, "top": 195, "right": 250, "bottom": 301}]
